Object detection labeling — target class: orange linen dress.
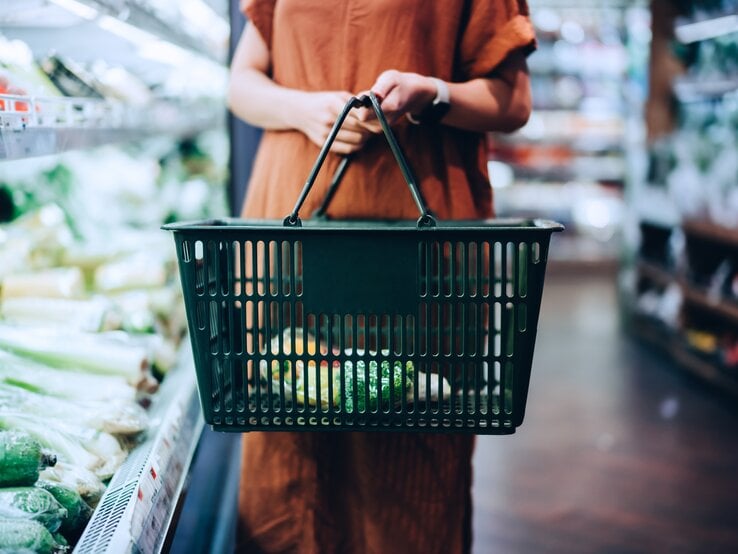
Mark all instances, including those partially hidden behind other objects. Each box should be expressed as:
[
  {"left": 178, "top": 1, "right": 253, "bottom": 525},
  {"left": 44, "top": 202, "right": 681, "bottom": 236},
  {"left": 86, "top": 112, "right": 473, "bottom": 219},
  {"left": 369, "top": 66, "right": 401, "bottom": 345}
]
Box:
[{"left": 237, "top": 1, "right": 535, "bottom": 552}]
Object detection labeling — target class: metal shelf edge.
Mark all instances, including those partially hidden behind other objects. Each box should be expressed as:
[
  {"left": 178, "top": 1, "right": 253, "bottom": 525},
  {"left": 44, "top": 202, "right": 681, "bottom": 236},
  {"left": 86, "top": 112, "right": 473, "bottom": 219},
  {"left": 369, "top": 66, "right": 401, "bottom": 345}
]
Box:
[
  {"left": 73, "top": 350, "right": 204, "bottom": 554},
  {"left": 0, "top": 118, "right": 224, "bottom": 160}
]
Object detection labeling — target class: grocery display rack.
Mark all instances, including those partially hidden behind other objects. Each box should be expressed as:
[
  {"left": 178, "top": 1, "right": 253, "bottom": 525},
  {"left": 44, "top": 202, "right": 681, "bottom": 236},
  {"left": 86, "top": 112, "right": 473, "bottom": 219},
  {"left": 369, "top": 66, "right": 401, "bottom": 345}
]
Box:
[
  {"left": 73, "top": 350, "right": 204, "bottom": 554},
  {"left": 0, "top": 93, "right": 224, "bottom": 160},
  {"left": 1, "top": 0, "right": 229, "bottom": 550}
]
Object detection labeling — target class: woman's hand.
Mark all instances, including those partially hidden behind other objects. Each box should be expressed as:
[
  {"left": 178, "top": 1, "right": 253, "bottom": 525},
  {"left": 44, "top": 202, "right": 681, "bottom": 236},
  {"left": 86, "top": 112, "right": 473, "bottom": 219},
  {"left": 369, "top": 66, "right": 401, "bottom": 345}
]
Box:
[
  {"left": 296, "top": 91, "right": 375, "bottom": 154},
  {"left": 357, "top": 70, "right": 437, "bottom": 132}
]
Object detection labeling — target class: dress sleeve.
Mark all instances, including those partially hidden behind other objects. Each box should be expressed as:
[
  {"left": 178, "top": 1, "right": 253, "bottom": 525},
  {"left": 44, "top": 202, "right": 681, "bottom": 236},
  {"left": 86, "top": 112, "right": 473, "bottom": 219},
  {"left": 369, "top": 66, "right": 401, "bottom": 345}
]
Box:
[
  {"left": 240, "top": 0, "right": 276, "bottom": 49},
  {"left": 456, "top": 0, "right": 537, "bottom": 80}
]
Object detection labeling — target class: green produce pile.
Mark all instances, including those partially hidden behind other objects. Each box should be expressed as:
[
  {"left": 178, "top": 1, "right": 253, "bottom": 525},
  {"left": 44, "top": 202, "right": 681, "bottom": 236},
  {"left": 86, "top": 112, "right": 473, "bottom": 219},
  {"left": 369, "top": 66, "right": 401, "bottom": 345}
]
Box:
[
  {"left": 267, "top": 358, "right": 414, "bottom": 412},
  {"left": 0, "top": 431, "right": 93, "bottom": 552},
  {"left": 0, "top": 215, "right": 182, "bottom": 548},
  {"left": 0, "top": 121, "right": 228, "bottom": 551},
  {"left": 341, "top": 360, "right": 414, "bottom": 413},
  {"left": 0, "top": 202, "right": 193, "bottom": 550},
  {"left": 262, "top": 332, "right": 454, "bottom": 411}
]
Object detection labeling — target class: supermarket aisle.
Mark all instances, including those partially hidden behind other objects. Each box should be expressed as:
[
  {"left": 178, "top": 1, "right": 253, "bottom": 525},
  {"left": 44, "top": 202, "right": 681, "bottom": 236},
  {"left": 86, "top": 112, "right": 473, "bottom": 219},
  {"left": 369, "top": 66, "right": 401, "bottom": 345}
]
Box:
[{"left": 472, "top": 273, "right": 738, "bottom": 554}]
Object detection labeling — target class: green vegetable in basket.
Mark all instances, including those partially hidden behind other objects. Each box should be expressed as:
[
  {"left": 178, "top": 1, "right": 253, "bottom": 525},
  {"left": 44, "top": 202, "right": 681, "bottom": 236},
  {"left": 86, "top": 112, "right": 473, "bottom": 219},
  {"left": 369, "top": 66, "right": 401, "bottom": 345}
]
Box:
[
  {"left": 0, "top": 488, "right": 67, "bottom": 533},
  {"left": 342, "top": 360, "right": 414, "bottom": 413},
  {"left": 0, "top": 431, "right": 57, "bottom": 487},
  {"left": 0, "top": 518, "right": 64, "bottom": 554},
  {"left": 35, "top": 481, "right": 92, "bottom": 540},
  {"left": 269, "top": 356, "right": 414, "bottom": 412}
]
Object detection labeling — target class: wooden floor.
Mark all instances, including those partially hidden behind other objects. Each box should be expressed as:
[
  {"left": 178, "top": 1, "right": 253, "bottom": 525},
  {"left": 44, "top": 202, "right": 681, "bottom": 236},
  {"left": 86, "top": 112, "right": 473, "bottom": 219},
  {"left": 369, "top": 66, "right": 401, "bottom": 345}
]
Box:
[{"left": 472, "top": 274, "right": 738, "bottom": 554}]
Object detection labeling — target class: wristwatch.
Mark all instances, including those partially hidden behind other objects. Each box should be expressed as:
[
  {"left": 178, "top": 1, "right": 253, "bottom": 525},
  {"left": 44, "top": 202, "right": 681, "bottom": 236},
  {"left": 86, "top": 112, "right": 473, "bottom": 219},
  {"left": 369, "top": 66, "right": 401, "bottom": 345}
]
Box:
[{"left": 406, "top": 77, "right": 450, "bottom": 125}]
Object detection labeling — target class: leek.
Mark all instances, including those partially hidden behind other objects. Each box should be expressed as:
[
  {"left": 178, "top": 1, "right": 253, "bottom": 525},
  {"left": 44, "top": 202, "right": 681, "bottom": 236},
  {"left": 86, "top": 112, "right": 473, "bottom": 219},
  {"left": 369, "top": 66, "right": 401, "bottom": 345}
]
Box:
[
  {"left": 1, "top": 268, "right": 84, "bottom": 300},
  {"left": 46, "top": 421, "right": 125, "bottom": 481},
  {"left": 0, "top": 383, "right": 147, "bottom": 436},
  {"left": 93, "top": 253, "right": 167, "bottom": 293},
  {"left": 0, "top": 325, "right": 150, "bottom": 385},
  {"left": 0, "top": 350, "right": 137, "bottom": 402},
  {"left": 0, "top": 297, "right": 111, "bottom": 332}
]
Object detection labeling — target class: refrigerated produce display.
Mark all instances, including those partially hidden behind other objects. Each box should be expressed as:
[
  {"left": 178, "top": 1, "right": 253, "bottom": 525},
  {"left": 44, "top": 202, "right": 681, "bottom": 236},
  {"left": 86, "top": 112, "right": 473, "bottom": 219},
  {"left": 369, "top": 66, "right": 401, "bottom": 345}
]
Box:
[{"left": 0, "top": 1, "right": 229, "bottom": 551}]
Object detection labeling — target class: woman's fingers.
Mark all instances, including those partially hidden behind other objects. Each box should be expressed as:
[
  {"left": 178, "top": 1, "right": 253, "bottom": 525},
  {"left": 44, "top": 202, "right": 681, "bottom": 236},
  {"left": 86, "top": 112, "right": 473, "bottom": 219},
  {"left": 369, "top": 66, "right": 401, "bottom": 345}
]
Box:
[
  {"left": 335, "top": 129, "right": 366, "bottom": 145},
  {"left": 371, "top": 70, "right": 400, "bottom": 100},
  {"left": 329, "top": 128, "right": 370, "bottom": 154}
]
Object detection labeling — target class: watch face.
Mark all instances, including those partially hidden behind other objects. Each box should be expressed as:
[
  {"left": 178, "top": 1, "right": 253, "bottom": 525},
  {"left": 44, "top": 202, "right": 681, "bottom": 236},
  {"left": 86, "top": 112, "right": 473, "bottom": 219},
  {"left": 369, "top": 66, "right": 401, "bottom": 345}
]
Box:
[{"left": 419, "top": 101, "right": 450, "bottom": 124}]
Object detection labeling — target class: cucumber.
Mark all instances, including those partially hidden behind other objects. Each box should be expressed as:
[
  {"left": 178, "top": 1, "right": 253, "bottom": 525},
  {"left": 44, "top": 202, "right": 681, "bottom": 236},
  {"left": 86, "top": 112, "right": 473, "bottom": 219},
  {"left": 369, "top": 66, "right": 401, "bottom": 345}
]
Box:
[
  {"left": 0, "top": 518, "right": 63, "bottom": 554},
  {"left": 0, "top": 431, "right": 57, "bottom": 487},
  {"left": 0, "top": 488, "right": 67, "bottom": 533},
  {"left": 53, "top": 531, "right": 68, "bottom": 547},
  {"left": 35, "top": 481, "right": 92, "bottom": 540}
]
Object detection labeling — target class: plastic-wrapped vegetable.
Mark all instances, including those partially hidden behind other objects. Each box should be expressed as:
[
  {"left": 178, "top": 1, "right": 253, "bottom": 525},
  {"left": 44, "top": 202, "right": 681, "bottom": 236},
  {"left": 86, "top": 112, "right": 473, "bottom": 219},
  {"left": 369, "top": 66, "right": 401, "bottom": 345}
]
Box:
[
  {"left": 342, "top": 360, "right": 414, "bottom": 413},
  {"left": 0, "top": 383, "right": 147, "bottom": 436},
  {"left": 0, "top": 488, "right": 67, "bottom": 533},
  {"left": 35, "top": 481, "right": 92, "bottom": 540},
  {"left": 0, "top": 413, "right": 126, "bottom": 480},
  {"left": 0, "top": 431, "right": 56, "bottom": 487},
  {"left": 0, "top": 414, "right": 100, "bottom": 475},
  {"left": 0, "top": 518, "right": 65, "bottom": 554},
  {"left": 40, "top": 462, "right": 105, "bottom": 508},
  {"left": 0, "top": 350, "right": 137, "bottom": 402}
]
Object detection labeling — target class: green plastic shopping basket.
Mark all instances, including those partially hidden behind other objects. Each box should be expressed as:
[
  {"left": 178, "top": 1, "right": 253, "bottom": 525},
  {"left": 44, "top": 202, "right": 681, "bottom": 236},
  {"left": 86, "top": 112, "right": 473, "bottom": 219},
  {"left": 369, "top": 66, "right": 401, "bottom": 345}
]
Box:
[{"left": 164, "top": 93, "right": 563, "bottom": 434}]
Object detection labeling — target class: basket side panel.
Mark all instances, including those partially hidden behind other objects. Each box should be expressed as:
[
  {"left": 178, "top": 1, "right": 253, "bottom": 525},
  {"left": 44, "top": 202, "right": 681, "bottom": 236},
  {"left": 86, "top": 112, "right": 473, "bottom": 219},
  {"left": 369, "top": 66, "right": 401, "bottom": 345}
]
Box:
[
  {"left": 172, "top": 233, "right": 216, "bottom": 424},
  {"left": 169, "top": 226, "right": 559, "bottom": 433},
  {"left": 301, "top": 234, "right": 418, "bottom": 315}
]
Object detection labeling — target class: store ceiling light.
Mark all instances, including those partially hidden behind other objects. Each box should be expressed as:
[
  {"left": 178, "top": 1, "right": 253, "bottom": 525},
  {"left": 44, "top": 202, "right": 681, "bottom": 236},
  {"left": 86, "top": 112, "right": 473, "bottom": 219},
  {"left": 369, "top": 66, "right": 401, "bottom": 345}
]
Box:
[{"left": 49, "top": 0, "right": 98, "bottom": 20}]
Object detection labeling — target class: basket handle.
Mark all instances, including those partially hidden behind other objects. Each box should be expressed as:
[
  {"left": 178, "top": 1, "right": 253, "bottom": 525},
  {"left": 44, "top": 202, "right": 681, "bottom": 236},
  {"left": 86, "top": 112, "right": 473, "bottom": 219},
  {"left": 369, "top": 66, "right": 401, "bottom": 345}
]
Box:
[{"left": 283, "top": 92, "right": 436, "bottom": 228}]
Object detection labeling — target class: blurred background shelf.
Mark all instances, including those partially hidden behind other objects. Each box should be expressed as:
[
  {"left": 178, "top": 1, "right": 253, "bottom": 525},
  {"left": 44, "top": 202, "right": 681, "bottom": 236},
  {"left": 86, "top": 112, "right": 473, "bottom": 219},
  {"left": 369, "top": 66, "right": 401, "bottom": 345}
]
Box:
[
  {"left": 0, "top": 93, "right": 224, "bottom": 160},
  {"left": 683, "top": 219, "right": 738, "bottom": 248},
  {"left": 673, "top": 76, "right": 738, "bottom": 101},
  {"left": 631, "top": 314, "right": 738, "bottom": 398},
  {"left": 675, "top": 11, "right": 738, "bottom": 44}
]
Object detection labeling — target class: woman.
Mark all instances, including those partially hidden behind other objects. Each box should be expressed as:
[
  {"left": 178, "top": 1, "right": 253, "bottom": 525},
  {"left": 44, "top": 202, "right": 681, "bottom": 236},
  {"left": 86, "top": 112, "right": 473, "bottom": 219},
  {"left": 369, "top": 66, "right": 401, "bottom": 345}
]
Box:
[{"left": 228, "top": 1, "right": 535, "bottom": 552}]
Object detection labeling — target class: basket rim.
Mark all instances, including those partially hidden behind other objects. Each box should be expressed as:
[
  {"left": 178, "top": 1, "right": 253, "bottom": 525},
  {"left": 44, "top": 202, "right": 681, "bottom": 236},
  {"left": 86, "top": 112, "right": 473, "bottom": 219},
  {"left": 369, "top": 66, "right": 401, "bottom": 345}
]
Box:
[{"left": 162, "top": 217, "right": 564, "bottom": 233}]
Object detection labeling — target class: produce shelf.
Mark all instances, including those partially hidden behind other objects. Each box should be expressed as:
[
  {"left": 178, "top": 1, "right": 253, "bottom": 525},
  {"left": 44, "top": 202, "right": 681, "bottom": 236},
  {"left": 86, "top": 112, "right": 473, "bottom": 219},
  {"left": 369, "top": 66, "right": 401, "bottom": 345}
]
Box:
[
  {"left": 683, "top": 219, "right": 738, "bottom": 249},
  {"left": 73, "top": 348, "right": 204, "bottom": 554},
  {"left": 631, "top": 313, "right": 738, "bottom": 398},
  {"left": 637, "top": 259, "right": 738, "bottom": 325},
  {"left": 673, "top": 76, "right": 738, "bottom": 101},
  {"left": 0, "top": 93, "right": 224, "bottom": 160},
  {"left": 675, "top": 12, "right": 738, "bottom": 44},
  {"left": 637, "top": 260, "right": 673, "bottom": 288},
  {"left": 682, "top": 285, "right": 738, "bottom": 326}
]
